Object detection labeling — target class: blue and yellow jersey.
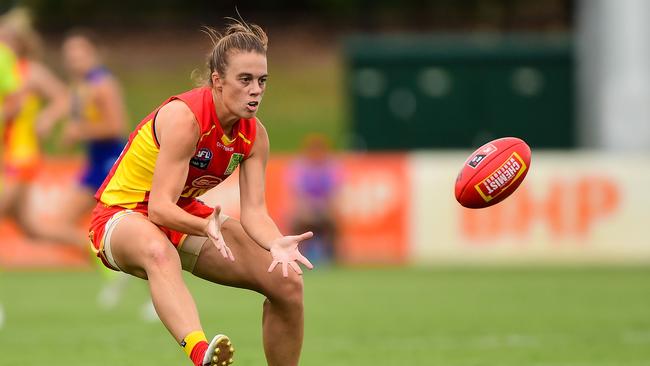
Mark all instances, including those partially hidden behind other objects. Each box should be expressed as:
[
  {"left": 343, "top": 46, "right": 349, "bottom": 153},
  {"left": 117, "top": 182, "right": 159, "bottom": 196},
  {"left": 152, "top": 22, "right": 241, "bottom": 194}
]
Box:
[
  {"left": 71, "top": 67, "right": 125, "bottom": 190},
  {"left": 70, "top": 67, "right": 107, "bottom": 126},
  {"left": 95, "top": 86, "right": 257, "bottom": 209}
]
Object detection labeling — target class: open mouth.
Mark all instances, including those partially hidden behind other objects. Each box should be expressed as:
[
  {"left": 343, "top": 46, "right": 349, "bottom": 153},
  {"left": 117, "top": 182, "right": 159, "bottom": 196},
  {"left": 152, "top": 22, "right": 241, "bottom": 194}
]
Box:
[{"left": 246, "top": 101, "right": 259, "bottom": 112}]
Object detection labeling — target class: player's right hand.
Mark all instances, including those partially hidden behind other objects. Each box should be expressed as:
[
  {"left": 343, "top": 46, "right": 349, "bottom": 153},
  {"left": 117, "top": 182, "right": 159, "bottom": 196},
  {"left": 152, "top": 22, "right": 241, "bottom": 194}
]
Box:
[{"left": 205, "top": 205, "right": 235, "bottom": 261}]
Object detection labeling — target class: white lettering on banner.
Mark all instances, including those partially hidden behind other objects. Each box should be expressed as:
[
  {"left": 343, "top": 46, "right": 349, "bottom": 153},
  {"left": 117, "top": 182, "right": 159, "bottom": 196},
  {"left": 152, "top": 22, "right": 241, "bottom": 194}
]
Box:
[
  {"left": 337, "top": 173, "right": 398, "bottom": 222},
  {"left": 409, "top": 152, "right": 650, "bottom": 265},
  {"left": 463, "top": 176, "right": 620, "bottom": 240}
]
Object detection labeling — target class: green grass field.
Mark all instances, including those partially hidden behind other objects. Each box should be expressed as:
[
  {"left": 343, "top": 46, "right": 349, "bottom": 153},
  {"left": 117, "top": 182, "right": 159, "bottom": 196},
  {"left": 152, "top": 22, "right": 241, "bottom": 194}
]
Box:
[{"left": 1, "top": 267, "right": 650, "bottom": 366}]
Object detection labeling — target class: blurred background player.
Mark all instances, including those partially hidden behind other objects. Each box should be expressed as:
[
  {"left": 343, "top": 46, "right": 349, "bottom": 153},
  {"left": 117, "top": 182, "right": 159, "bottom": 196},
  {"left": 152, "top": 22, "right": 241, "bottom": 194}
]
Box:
[
  {"left": 288, "top": 134, "right": 341, "bottom": 264},
  {"left": 0, "top": 6, "right": 67, "bottom": 331},
  {"left": 0, "top": 14, "right": 19, "bottom": 331},
  {"left": 55, "top": 30, "right": 155, "bottom": 318},
  {"left": 0, "top": 11, "right": 149, "bottom": 318},
  {"left": 31, "top": 29, "right": 128, "bottom": 252},
  {"left": 0, "top": 7, "right": 68, "bottom": 245}
]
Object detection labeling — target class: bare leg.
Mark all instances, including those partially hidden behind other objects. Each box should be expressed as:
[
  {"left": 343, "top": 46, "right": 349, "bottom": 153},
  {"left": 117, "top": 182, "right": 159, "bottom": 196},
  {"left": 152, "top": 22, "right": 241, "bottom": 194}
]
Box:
[
  {"left": 192, "top": 219, "right": 305, "bottom": 366},
  {"left": 109, "top": 213, "right": 202, "bottom": 341},
  {"left": 0, "top": 179, "right": 23, "bottom": 220},
  {"left": 97, "top": 272, "right": 130, "bottom": 310},
  {"left": 0, "top": 181, "right": 44, "bottom": 242},
  {"left": 0, "top": 180, "right": 22, "bottom": 332},
  {"left": 17, "top": 186, "right": 95, "bottom": 246}
]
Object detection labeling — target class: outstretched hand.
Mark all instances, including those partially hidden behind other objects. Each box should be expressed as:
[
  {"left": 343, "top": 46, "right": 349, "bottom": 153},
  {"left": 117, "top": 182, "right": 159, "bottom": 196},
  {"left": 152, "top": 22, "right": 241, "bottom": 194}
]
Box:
[
  {"left": 206, "top": 206, "right": 235, "bottom": 261},
  {"left": 267, "top": 231, "right": 314, "bottom": 277}
]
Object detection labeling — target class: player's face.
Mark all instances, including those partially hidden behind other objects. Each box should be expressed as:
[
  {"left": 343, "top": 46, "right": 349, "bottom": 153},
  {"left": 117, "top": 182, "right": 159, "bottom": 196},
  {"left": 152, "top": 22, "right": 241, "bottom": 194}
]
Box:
[
  {"left": 0, "top": 27, "right": 18, "bottom": 52},
  {"left": 216, "top": 51, "right": 268, "bottom": 119},
  {"left": 62, "top": 37, "right": 97, "bottom": 79}
]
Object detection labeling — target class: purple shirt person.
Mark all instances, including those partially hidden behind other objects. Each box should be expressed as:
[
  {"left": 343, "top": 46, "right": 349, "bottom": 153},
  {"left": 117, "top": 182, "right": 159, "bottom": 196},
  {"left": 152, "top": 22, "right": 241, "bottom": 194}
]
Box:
[{"left": 288, "top": 134, "right": 341, "bottom": 263}]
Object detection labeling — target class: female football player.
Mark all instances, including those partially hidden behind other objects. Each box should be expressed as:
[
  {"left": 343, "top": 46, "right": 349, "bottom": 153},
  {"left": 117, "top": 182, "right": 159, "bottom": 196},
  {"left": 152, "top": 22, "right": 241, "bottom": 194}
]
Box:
[
  {"left": 89, "top": 19, "right": 313, "bottom": 366},
  {"left": 0, "top": 8, "right": 68, "bottom": 239}
]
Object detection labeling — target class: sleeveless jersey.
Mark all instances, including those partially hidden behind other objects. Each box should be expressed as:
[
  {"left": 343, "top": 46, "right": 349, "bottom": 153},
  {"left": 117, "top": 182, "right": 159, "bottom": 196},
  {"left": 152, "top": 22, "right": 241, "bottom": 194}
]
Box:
[
  {"left": 0, "top": 43, "right": 18, "bottom": 98},
  {"left": 71, "top": 67, "right": 125, "bottom": 190},
  {"left": 95, "top": 86, "right": 257, "bottom": 209},
  {"left": 3, "top": 59, "right": 41, "bottom": 167},
  {"left": 70, "top": 67, "right": 111, "bottom": 126}
]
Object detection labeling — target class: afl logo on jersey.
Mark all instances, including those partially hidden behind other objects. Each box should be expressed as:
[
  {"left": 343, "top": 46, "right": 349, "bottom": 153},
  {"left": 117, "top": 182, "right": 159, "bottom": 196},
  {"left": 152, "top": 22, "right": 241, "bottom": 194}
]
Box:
[
  {"left": 191, "top": 175, "right": 222, "bottom": 188},
  {"left": 190, "top": 148, "right": 213, "bottom": 170}
]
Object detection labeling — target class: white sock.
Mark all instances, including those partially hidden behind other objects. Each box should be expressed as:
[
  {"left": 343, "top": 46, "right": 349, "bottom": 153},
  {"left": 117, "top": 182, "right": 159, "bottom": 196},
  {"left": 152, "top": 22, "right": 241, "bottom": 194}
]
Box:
[
  {"left": 97, "top": 273, "right": 130, "bottom": 310},
  {"left": 0, "top": 302, "right": 5, "bottom": 330},
  {"left": 140, "top": 299, "right": 159, "bottom": 322}
]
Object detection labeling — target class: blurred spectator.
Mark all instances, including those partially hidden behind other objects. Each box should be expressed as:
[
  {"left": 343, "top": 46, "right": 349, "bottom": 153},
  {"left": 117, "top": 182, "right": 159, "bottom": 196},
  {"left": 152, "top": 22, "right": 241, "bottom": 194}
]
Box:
[
  {"left": 288, "top": 134, "right": 341, "bottom": 264},
  {"left": 0, "top": 7, "right": 68, "bottom": 239}
]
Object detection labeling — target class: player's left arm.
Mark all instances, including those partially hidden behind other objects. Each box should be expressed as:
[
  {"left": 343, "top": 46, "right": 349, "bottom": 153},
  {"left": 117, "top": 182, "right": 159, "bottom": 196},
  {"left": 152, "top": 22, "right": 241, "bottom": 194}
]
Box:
[
  {"left": 0, "top": 45, "right": 20, "bottom": 121},
  {"left": 239, "top": 119, "right": 314, "bottom": 276},
  {"left": 28, "top": 61, "right": 69, "bottom": 139}
]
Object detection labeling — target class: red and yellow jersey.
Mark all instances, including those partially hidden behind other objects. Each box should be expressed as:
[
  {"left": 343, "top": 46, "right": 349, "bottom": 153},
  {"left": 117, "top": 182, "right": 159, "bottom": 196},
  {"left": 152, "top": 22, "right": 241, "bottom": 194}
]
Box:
[
  {"left": 95, "top": 86, "right": 257, "bottom": 209},
  {"left": 2, "top": 59, "right": 42, "bottom": 170},
  {"left": 0, "top": 43, "right": 18, "bottom": 97}
]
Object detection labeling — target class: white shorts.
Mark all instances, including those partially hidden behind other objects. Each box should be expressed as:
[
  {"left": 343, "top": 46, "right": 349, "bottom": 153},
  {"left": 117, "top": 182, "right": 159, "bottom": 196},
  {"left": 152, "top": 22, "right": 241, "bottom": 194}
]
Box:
[{"left": 101, "top": 210, "right": 229, "bottom": 273}]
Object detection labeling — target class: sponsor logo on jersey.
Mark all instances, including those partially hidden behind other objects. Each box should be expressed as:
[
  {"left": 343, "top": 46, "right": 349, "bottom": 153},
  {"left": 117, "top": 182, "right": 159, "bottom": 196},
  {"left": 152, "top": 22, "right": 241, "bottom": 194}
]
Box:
[
  {"left": 190, "top": 148, "right": 213, "bottom": 169},
  {"left": 224, "top": 153, "right": 244, "bottom": 175},
  {"left": 191, "top": 175, "right": 222, "bottom": 188},
  {"left": 217, "top": 141, "right": 234, "bottom": 152},
  {"left": 467, "top": 143, "right": 497, "bottom": 169}
]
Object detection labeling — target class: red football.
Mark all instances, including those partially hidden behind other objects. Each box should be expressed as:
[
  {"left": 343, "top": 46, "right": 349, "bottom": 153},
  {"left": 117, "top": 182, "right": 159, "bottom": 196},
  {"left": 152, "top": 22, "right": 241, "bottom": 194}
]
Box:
[{"left": 455, "top": 137, "right": 532, "bottom": 209}]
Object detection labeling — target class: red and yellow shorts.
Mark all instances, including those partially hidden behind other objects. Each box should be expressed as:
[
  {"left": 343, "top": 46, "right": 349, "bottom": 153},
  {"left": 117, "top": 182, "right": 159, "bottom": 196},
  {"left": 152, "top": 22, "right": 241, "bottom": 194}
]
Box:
[{"left": 88, "top": 200, "right": 215, "bottom": 271}]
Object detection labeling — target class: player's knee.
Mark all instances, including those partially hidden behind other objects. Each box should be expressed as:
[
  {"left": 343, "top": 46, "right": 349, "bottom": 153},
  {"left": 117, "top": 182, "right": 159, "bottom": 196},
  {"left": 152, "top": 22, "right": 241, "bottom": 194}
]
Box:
[
  {"left": 16, "top": 214, "right": 41, "bottom": 239},
  {"left": 142, "top": 239, "right": 180, "bottom": 272},
  {"left": 268, "top": 274, "right": 304, "bottom": 307}
]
